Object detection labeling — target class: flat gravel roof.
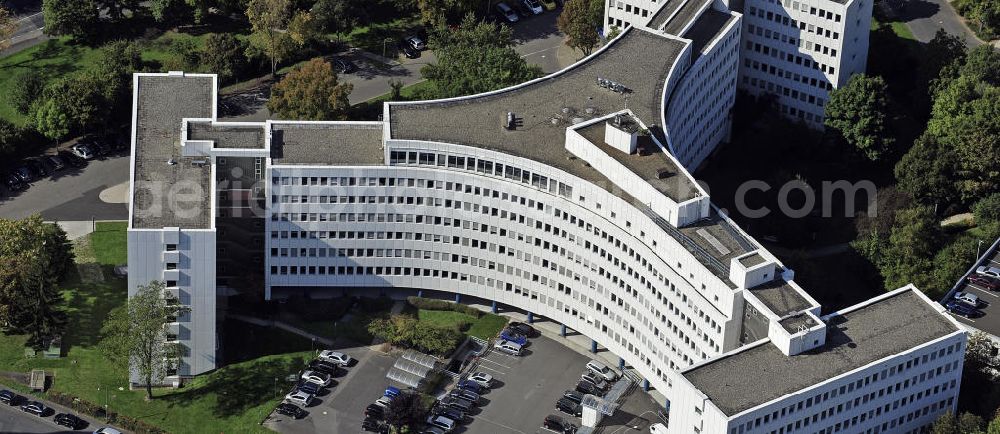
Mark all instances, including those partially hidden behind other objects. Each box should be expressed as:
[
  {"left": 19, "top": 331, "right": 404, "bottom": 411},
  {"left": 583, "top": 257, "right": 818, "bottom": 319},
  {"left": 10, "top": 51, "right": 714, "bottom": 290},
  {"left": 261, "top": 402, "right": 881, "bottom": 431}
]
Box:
[
  {"left": 271, "top": 122, "right": 384, "bottom": 166},
  {"left": 748, "top": 278, "right": 813, "bottom": 317},
  {"left": 188, "top": 122, "right": 265, "bottom": 149},
  {"left": 683, "top": 290, "right": 959, "bottom": 416},
  {"left": 132, "top": 74, "right": 215, "bottom": 229}
]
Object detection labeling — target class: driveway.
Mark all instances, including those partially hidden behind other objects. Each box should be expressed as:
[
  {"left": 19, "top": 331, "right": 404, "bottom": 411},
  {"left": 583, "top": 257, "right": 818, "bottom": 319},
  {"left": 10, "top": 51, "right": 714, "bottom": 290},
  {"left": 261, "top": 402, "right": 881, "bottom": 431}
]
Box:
[
  {"left": 1, "top": 0, "right": 48, "bottom": 56},
  {"left": 896, "top": 0, "right": 983, "bottom": 46},
  {"left": 0, "top": 155, "right": 130, "bottom": 221},
  {"left": 946, "top": 250, "right": 1000, "bottom": 333}
]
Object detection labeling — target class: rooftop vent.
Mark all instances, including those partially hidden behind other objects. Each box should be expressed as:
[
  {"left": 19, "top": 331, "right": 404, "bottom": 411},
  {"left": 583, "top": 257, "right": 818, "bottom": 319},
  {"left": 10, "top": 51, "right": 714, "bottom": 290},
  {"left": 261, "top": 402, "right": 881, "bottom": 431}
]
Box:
[
  {"left": 561, "top": 107, "right": 573, "bottom": 115},
  {"left": 191, "top": 159, "right": 209, "bottom": 167},
  {"left": 550, "top": 118, "right": 560, "bottom": 125},
  {"left": 166, "top": 158, "right": 177, "bottom": 166},
  {"left": 571, "top": 117, "right": 586, "bottom": 124},
  {"left": 585, "top": 107, "right": 596, "bottom": 115},
  {"left": 656, "top": 168, "right": 673, "bottom": 179},
  {"left": 596, "top": 77, "right": 631, "bottom": 94}
]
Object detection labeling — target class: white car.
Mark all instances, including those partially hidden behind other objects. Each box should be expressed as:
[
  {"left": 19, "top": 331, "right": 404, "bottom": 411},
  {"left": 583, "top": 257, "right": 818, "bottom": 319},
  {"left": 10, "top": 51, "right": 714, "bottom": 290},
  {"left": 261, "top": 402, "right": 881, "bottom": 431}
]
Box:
[
  {"left": 71, "top": 144, "right": 94, "bottom": 160},
  {"left": 954, "top": 291, "right": 980, "bottom": 307},
  {"left": 284, "top": 390, "right": 314, "bottom": 406},
  {"left": 300, "top": 369, "right": 332, "bottom": 386},
  {"left": 977, "top": 266, "right": 1000, "bottom": 279},
  {"left": 318, "top": 350, "right": 354, "bottom": 366},
  {"left": 468, "top": 372, "right": 493, "bottom": 388},
  {"left": 521, "top": 0, "right": 543, "bottom": 14},
  {"left": 426, "top": 414, "right": 456, "bottom": 432},
  {"left": 406, "top": 35, "right": 426, "bottom": 51},
  {"left": 586, "top": 360, "right": 618, "bottom": 382},
  {"left": 649, "top": 422, "right": 668, "bottom": 434},
  {"left": 580, "top": 372, "right": 608, "bottom": 390},
  {"left": 494, "top": 339, "right": 522, "bottom": 356},
  {"left": 94, "top": 429, "right": 124, "bottom": 434},
  {"left": 373, "top": 395, "right": 393, "bottom": 408}
]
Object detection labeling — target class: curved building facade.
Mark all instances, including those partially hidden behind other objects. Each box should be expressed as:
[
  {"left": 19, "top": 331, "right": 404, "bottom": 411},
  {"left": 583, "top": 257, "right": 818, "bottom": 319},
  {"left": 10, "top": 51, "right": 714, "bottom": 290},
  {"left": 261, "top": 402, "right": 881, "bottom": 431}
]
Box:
[{"left": 127, "top": 3, "right": 964, "bottom": 433}]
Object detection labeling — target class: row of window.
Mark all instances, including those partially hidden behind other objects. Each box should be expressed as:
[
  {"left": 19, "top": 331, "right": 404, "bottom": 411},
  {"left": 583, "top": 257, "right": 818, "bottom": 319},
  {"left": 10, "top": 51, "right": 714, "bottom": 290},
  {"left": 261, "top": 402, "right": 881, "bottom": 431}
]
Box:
[
  {"left": 387, "top": 150, "right": 575, "bottom": 199},
  {"left": 743, "top": 68, "right": 826, "bottom": 108},
  {"left": 757, "top": 0, "right": 844, "bottom": 22},
  {"left": 735, "top": 341, "right": 963, "bottom": 433},
  {"left": 747, "top": 5, "right": 842, "bottom": 41}
]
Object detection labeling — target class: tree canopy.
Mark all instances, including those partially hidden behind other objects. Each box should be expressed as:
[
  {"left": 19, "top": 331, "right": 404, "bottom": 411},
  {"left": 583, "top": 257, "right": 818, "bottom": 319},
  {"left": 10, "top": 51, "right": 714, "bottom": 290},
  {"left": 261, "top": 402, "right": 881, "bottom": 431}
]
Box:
[
  {"left": 823, "top": 74, "right": 895, "bottom": 162},
  {"left": 0, "top": 6, "right": 17, "bottom": 52},
  {"left": 267, "top": 58, "right": 353, "bottom": 120},
  {"left": 246, "top": 0, "right": 295, "bottom": 76},
  {"left": 557, "top": 0, "right": 602, "bottom": 56},
  {"left": 0, "top": 216, "right": 72, "bottom": 350},
  {"left": 42, "top": 0, "right": 99, "bottom": 41},
  {"left": 421, "top": 14, "right": 542, "bottom": 99}
]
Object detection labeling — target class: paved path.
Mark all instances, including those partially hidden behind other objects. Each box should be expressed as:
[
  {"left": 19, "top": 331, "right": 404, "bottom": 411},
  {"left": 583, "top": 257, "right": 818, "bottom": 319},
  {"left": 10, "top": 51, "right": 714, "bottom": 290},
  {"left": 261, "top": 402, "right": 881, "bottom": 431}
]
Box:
[
  {"left": 0, "top": 0, "right": 47, "bottom": 56},
  {"left": 228, "top": 314, "right": 335, "bottom": 347},
  {"left": 898, "top": 0, "right": 984, "bottom": 46}
]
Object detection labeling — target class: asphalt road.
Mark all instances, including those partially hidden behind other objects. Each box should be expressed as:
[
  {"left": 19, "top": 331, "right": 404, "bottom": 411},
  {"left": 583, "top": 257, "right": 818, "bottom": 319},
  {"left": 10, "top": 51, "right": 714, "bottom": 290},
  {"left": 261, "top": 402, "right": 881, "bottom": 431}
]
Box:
[
  {"left": 1, "top": 0, "right": 48, "bottom": 56},
  {"left": 898, "top": 0, "right": 983, "bottom": 46},
  {"left": 0, "top": 401, "right": 87, "bottom": 433},
  {"left": 0, "top": 155, "right": 130, "bottom": 221}
]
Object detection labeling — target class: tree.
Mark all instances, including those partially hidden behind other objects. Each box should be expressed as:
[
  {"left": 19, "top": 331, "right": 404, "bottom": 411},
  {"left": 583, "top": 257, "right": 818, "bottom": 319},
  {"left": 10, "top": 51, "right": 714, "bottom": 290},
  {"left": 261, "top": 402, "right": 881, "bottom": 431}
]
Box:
[
  {"left": 959, "top": 412, "right": 986, "bottom": 434},
  {"left": 32, "top": 99, "right": 71, "bottom": 143},
  {"left": 9, "top": 71, "right": 45, "bottom": 115},
  {"left": 931, "top": 412, "right": 958, "bottom": 434},
  {"left": 267, "top": 58, "right": 352, "bottom": 120},
  {"left": 0, "top": 6, "right": 17, "bottom": 52},
  {"left": 100, "top": 281, "right": 189, "bottom": 400},
  {"left": 975, "top": 194, "right": 1000, "bottom": 224},
  {"left": 823, "top": 74, "right": 895, "bottom": 162},
  {"left": 96, "top": 0, "right": 143, "bottom": 21},
  {"left": 202, "top": 33, "right": 249, "bottom": 84},
  {"left": 313, "top": 0, "right": 367, "bottom": 33},
  {"left": 288, "top": 10, "right": 320, "bottom": 47},
  {"left": 164, "top": 38, "right": 202, "bottom": 71},
  {"left": 384, "top": 391, "right": 426, "bottom": 430},
  {"left": 0, "top": 216, "right": 72, "bottom": 350},
  {"left": 880, "top": 206, "right": 940, "bottom": 290},
  {"left": 388, "top": 78, "right": 404, "bottom": 100},
  {"left": 246, "top": 0, "right": 293, "bottom": 76},
  {"left": 422, "top": 14, "right": 542, "bottom": 98},
  {"left": 558, "top": 0, "right": 601, "bottom": 56},
  {"left": 42, "top": 0, "right": 99, "bottom": 41},
  {"left": 895, "top": 133, "right": 958, "bottom": 207},
  {"left": 149, "top": 0, "right": 191, "bottom": 23},
  {"left": 0, "top": 119, "right": 22, "bottom": 158}
]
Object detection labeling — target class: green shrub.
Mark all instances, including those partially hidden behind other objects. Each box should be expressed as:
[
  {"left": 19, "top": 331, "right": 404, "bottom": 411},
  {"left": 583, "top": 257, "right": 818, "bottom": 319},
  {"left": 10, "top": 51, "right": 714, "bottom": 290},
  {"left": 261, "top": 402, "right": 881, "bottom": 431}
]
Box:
[{"left": 406, "top": 296, "right": 482, "bottom": 318}]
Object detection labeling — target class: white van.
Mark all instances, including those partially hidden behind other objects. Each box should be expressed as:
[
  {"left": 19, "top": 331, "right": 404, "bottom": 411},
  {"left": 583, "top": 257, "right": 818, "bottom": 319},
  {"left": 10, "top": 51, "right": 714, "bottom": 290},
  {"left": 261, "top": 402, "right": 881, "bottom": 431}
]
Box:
[
  {"left": 586, "top": 360, "right": 618, "bottom": 381},
  {"left": 494, "top": 339, "right": 523, "bottom": 356}
]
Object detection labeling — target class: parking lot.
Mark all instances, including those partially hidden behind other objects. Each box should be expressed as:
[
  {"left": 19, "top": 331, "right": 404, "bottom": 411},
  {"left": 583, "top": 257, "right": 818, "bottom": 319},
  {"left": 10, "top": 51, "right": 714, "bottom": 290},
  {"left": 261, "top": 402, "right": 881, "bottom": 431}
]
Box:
[{"left": 946, "top": 249, "right": 1000, "bottom": 332}]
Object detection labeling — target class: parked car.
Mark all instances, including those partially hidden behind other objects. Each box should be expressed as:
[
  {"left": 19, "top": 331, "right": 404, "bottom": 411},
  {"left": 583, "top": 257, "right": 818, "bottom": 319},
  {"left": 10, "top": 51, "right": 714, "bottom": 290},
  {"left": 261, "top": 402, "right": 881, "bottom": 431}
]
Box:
[
  {"left": 309, "top": 359, "right": 342, "bottom": 376},
  {"left": 365, "top": 403, "right": 385, "bottom": 419},
  {"left": 398, "top": 41, "right": 420, "bottom": 58},
  {"left": 495, "top": 2, "right": 520, "bottom": 22},
  {"left": 969, "top": 275, "right": 1000, "bottom": 291},
  {"left": 94, "top": 428, "right": 124, "bottom": 434},
  {"left": 284, "top": 390, "right": 315, "bottom": 406},
  {"left": 301, "top": 370, "right": 332, "bottom": 386},
  {"left": 374, "top": 395, "right": 393, "bottom": 408},
  {"left": 448, "top": 388, "right": 480, "bottom": 404},
  {"left": 20, "top": 401, "right": 48, "bottom": 416},
  {"left": 318, "top": 350, "right": 354, "bottom": 366},
  {"left": 946, "top": 300, "right": 979, "bottom": 318},
  {"left": 12, "top": 165, "right": 34, "bottom": 182},
  {"left": 420, "top": 427, "right": 446, "bottom": 434},
  {"left": 977, "top": 266, "right": 1000, "bottom": 279},
  {"left": 580, "top": 372, "right": 608, "bottom": 390},
  {"left": 543, "top": 414, "right": 577, "bottom": 433},
  {"left": 467, "top": 371, "right": 493, "bottom": 388},
  {"left": 297, "top": 380, "right": 322, "bottom": 395},
  {"left": 521, "top": 0, "right": 544, "bottom": 14},
  {"left": 562, "top": 390, "right": 584, "bottom": 404},
  {"left": 440, "top": 396, "right": 473, "bottom": 412},
  {"left": 432, "top": 405, "right": 466, "bottom": 422},
  {"left": 494, "top": 339, "right": 523, "bottom": 356},
  {"left": 58, "top": 150, "right": 87, "bottom": 168},
  {"left": 44, "top": 154, "right": 67, "bottom": 171},
  {"left": 71, "top": 143, "right": 95, "bottom": 160},
  {"left": 954, "top": 291, "right": 981, "bottom": 307},
  {"left": 333, "top": 57, "right": 357, "bottom": 74},
  {"left": 385, "top": 386, "right": 401, "bottom": 397},
  {"left": 586, "top": 360, "right": 619, "bottom": 381},
  {"left": 426, "top": 414, "right": 457, "bottom": 432},
  {"left": 25, "top": 158, "right": 50, "bottom": 178},
  {"left": 54, "top": 413, "right": 85, "bottom": 429},
  {"left": 556, "top": 396, "right": 582, "bottom": 416},
  {"left": 0, "top": 390, "right": 23, "bottom": 406},
  {"left": 2, "top": 173, "right": 26, "bottom": 191},
  {"left": 457, "top": 379, "right": 482, "bottom": 394},
  {"left": 575, "top": 380, "right": 600, "bottom": 396},
  {"left": 275, "top": 402, "right": 306, "bottom": 419},
  {"left": 508, "top": 322, "right": 536, "bottom": 337},
  {"left": 499, "top": 328, "right": 527, "bottom": 345},
  {"left": 405, "top": 35, "right": 427, "bottom": 50}
]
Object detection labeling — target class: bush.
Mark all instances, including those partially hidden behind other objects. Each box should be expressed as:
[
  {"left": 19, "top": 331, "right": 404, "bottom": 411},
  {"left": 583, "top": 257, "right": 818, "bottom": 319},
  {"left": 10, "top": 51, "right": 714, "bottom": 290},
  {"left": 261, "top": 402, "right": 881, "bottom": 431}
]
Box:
[
  {"left": 406, "top": 297, "right": 482, "bottom": 318},
  {"left": 974, "top": 193, "right": 1000, "bottom": 225},
  {"left": 46, "top": 391, "right": 167, "bottom": 433},
  {"left": 10, "top": 71, "right": 44, "bottom": 115}
]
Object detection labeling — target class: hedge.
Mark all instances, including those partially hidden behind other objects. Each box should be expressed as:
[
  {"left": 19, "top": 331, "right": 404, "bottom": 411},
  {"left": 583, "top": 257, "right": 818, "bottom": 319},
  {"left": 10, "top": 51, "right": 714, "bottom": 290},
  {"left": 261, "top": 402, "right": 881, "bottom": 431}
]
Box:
[{"left": 406, "top": 297, "right": 483, "bottom": 318}]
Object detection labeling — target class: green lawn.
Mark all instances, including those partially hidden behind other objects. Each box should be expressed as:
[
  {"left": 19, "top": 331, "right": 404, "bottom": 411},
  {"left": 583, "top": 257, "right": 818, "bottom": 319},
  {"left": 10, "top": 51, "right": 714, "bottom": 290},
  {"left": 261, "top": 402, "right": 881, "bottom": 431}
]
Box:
[
  {"left": 0, "top": 222, "right": 317, "bottom": 433},
  {"left": 416, "top": 309, "right": 508, "bottom": 340},
  {"left": 872, "top": 17, "right": 916, "bottom": 40}
]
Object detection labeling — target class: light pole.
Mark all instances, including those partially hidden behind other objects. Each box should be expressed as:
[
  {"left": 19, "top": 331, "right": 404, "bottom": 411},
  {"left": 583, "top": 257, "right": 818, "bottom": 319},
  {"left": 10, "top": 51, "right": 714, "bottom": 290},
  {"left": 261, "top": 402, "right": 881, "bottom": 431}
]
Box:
[{"left": 977, "top": 240, "right": 985, "bottom": 260}]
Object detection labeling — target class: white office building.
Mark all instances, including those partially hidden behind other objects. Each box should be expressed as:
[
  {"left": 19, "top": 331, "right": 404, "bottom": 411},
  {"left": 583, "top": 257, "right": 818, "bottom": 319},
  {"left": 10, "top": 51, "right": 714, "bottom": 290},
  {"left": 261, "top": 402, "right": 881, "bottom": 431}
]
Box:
[
  {"left": 126, "top": 2, "right": 961, "bottom": 430},
  {"left": 607, "top": 0, "right": 872, "bottom": 127}
]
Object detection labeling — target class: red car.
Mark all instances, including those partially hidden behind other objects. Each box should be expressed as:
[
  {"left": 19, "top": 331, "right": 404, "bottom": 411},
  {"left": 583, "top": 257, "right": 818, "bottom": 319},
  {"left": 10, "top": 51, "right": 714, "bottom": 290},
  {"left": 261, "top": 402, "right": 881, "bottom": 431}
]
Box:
[{"left": 969, "top": 275, "right": 1000, "bottom": 291}]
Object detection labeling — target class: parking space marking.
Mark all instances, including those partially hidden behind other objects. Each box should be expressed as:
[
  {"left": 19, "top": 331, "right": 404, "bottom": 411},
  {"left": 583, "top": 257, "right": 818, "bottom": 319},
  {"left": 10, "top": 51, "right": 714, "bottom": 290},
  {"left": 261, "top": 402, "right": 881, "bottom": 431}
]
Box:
[
  {"left": 990, "top": 259, "right": 1000, "bottom": 266},
  {"left": 967, "top": 285, "right": 999, "bottom": 298},
  {"left": 472, "top": 415, "right": 529, "bottom": 434},
  {"left": 479, "top": 357, "right": 512, "bottom": 370}
]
